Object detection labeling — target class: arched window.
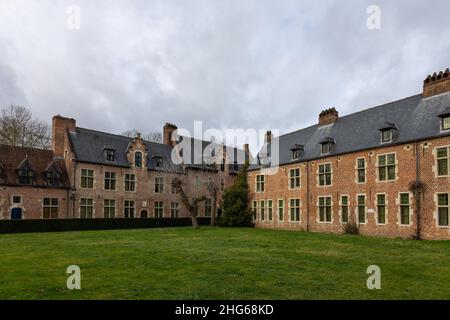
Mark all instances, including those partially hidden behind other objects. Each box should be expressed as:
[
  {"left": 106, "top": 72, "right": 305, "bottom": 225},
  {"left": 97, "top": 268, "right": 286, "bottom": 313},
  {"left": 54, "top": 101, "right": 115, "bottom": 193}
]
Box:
[{"left": 135, "top": 152, "right": 143, "bottom": 168}]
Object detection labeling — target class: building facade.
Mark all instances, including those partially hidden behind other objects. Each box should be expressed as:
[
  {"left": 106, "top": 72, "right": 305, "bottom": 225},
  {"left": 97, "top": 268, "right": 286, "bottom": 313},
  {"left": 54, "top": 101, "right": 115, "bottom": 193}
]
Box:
[
  {"left": 0, "top": 118, "right": 245, "bottom": 220},
  {"left": 248, "top": 69, "right": 450, "bottom": 240}
]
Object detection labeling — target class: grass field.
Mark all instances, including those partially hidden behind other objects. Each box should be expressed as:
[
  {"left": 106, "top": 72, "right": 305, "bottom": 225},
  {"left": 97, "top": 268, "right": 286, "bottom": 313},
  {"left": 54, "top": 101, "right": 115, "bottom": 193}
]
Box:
[{"left": 0, "top": 227, "right": 449, "bottom": 300}]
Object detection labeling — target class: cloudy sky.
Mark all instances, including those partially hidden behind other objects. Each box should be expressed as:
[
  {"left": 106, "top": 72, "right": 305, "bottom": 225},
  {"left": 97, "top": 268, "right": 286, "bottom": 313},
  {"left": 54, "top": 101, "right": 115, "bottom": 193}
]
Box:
[{"left": 0, "top": 0, "right": 449, "bottom": 142}]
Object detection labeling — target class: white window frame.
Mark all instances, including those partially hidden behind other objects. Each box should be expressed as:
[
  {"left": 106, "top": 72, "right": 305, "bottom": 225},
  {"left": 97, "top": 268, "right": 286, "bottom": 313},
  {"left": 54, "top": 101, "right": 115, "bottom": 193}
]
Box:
[
  {"left": 317, "top": 196, "right": 333, "bottom": 224},
  {"left": 317, "top": 162, "right": 332, "bottom": 187},
  {"left": 375, "top": 193, "right": 388, "bottom": 225},
  {"left": 278, "top": 198, "right": 285, "bottom": 222},
  {"left": 397, "top": 192, "right": 413, "bottom": 226},
  {"left": 288, "top": 168, "right": 301, "bottom": 190},
  {"left": 376, "top": 152, "right": 397, "bottom": 182},
  {"left": 435, "top": 193, "right": 449, "bottom": 228},
  {"left": 356, "top": 194, "right": 366, "bottom": 225},
  {"left": 435, "top": 146, "right": 450, "bottom": 177},
  {"left": 289, "top": 198, "right": 301, "bottom": 222},
  {"left": 339, "top": 195, "right": 350, "bottom": 224}
]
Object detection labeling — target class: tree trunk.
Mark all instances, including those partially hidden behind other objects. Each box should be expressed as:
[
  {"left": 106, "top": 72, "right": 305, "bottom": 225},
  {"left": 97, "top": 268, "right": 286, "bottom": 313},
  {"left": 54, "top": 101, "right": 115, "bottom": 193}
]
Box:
[{"left": 191, "top": 214, "right": 199, "bottom": 229}]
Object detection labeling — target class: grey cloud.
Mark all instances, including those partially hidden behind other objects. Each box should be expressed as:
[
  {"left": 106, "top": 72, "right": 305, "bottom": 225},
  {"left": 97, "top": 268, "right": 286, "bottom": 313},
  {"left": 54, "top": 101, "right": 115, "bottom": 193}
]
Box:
[{"left": 0, "top": 0, "right": 449, "bottom": 139}]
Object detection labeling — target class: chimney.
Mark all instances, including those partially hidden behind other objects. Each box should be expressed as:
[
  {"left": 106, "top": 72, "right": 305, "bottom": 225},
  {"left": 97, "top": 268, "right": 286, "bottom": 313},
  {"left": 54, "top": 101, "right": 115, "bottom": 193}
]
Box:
[
  {"left": 264, "top": 130, "right": 273, "bottom": 144},
  {"left": 243, "top": 143, "right": 251, "bottom": 163},
  {"left": 319, "top": 108, "right": 339, "bottom": 125},
  {"left": 423, "top": 68, "right": 450, "bottom": 98},
  {"left": 163, "top": 123, "right": 178, "bottom": 146},
  {"left": 52, "top": 115, "right": 76, "bottom": 157}
]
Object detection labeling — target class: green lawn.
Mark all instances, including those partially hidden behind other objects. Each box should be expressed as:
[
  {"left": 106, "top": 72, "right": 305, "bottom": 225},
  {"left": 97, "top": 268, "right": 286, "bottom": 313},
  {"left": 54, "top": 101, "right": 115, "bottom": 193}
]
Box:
[{"left": 0, "top": 227, "right": 449, "bottom": 300}]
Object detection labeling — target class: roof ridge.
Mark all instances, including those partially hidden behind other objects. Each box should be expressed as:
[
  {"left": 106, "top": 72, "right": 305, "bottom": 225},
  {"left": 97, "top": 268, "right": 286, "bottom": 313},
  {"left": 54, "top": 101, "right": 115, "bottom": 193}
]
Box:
[
  {"left": 278, "top": 93, "right": 423, "bottom": 139},
  {"left": 0, "top": 144, "right": 53, "bottom": 153},
  {"left": 76, "top": 127, "right": 167, "bottom": 147}
]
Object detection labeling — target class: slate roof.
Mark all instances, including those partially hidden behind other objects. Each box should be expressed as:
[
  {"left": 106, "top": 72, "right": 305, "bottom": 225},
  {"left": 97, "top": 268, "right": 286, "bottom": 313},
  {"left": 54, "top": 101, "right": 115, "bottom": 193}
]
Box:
[
  {"left": 0, "top": 145, "right": 70, "bottom": 188},
  {"left": 250, "top": 92, "right": 450, "bottom": 170},
  {"left": 69, "top": 128, "right": 244, "bottom": 173}
]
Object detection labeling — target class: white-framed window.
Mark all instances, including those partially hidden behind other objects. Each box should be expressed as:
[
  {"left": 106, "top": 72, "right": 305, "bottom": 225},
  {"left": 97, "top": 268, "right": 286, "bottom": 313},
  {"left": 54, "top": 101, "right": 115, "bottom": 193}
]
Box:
[
  {"left": 171, "top": 202, "right": 180, "bottom": 218},
  {"left": 437, "top": 193, "right": 449, "bottom": 227},
  {"left": 104, "top": 199, "right": 116, "bottom": 218},
  {"left": 278, "top": 199, "right": 284, "bottom": 221},
  {"left": 12, "top": 196, "right": 22, "bottom": 204},
  {"left": 81, "top": 169, "right": 94, "bottom": 189},
  {"left": 436, "top": 146, "right": 450, "bottom": 176},
  {"left": 252, "top": 200, "right": 257, "bottom": 220},
  {"left": 104, "top": 172, "right": 116, "bottom": 190},
  {"left": 154, "top": 202, "right": 164, "bottom": 218},
  {"left": 260, "top": 200, "right": 265, "bottom": 221},
  {"left": 381, "top": 129, "right": 393, "bottom": 143},
  {"left": 289, "top": 168, "right": 301, "bottom": 189},
  {"left": 378, "top": 153, "right": 396, "bottom": 181},
  {"left": 357, "top": 195, "right": 366, "bottom": 224},
  {"left": 289, "top": 198, "right": 300, "bottom": 222},
  {"left": 321, "top": 143, "right": 332, "bottom": 155},
  {"left": 376, "top": 194, "right": 386, "bottom": 224},
  {"left": 399, "top": 193, "right": 411, "bottom": 225},
  {"left": 340, "top": 195, "right": 349, "bottom": 223},
  {"left": 318, "top": 196, "right": 332, "bottom": 223},
  {"left": 442, "top": 116, "right": 450, "bottom": 131},
  {"left": 318, "top": 163, "right": 332, "bottom": 186},
  {"left": 80, "top": 198, "right": 94, "bottom": 219},
  {"left": 43, "top": 198, "right": 58, "bottom": 219},
  {"left": 267, "top": 200, "right": 273, "bottom": 221},
  {"left": 124, "top": 200, "right": 135, "bottom": 218},
  {"left": 155, "top": 177, "right": 165, "bottom": 194},
  {"left": 291, "top": 149, "right": 301, "bottom": 160},
  {"left": 356, "top": 158, "right": 366, "bottom": 183},
  {"left": 256, "top": 175, "right": 265, "bottom": 192},
  {"left": 125, "top": 174, "right": 136, "bottom": 192}
]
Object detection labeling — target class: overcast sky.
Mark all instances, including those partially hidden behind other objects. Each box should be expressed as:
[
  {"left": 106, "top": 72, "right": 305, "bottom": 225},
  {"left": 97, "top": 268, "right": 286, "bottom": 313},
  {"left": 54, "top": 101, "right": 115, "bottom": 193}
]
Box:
[{"left": 0, "top": 0, "right": 449, "bottom": 141}]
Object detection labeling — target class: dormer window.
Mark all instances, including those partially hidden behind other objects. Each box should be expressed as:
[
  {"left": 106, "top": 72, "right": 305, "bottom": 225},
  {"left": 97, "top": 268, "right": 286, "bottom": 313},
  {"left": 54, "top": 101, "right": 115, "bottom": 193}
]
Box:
[
  {"left": 154, "top": 156, "right": 163, "bottom": 168},
  {"left": 290, "top": 145, "right": 304, "bottom": 161},
  {"left": 319, "top": 138, "right": 335, "bottom": 155},
  {"left": 381, "top": 129, "right": 393, "bottom": 143},
  {"left": 379, "top": 122, "right": 398, "bottom": 143},
  {"left": 45, "top": 169, "right": 62, "bottom": 187},
  {"left": 105, "top": 149, "right": 116, "bottom": 162},
  {"left": 443, "top": 116, "right": 450, "bottom": 131},
  {"left": 135, "top": 151, "right": 143, "bottom": 168},
  {"left": 438, "top": 108, "right": 450, "bottom": 131},
  {"left": 18, "top": 164, "right": 34, "bottom": 185}
]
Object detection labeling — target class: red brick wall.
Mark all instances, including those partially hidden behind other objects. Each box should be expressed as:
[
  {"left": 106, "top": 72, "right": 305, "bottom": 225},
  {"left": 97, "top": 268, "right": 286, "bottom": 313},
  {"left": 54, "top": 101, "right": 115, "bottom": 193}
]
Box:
[{"left": 249, "top": 136, "right": 450, "bottom": 240}]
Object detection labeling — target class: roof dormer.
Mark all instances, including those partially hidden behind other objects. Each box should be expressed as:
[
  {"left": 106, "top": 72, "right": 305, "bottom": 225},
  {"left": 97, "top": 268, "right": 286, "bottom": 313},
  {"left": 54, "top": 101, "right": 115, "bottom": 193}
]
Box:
[
  {"left": 102, "top": 146, "right": 116, "bottom": 162},
  {"left": 16, "top": 156, "right": 35, "bottom": 185},
  {"left": 438, "top": 107, "right": 450, "bottom": 132},
  {"left": 319, "top": 137, "right": 335, "bottom": 155},
  {"left": 379, "top": 122, "right": 399, "bottom": 143},
  {"left": 290, "top": 144, "right": 304, "bottom": 161}
]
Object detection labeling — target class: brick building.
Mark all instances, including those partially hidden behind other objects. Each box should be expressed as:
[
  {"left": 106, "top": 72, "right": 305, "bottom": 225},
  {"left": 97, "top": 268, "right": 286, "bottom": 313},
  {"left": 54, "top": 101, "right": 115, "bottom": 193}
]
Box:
[
  {"left": 0, "top": 118, "right": 245, "bottom": 220},
  {"left": 248, "top": 69, "right": 450, "bottom": 240}
]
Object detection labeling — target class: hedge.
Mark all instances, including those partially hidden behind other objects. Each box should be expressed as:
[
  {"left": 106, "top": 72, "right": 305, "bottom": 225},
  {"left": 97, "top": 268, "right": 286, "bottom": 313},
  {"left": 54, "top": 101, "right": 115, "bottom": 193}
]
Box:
[{"left": 0, "top": 218, "right": 211, "bottom": 234}]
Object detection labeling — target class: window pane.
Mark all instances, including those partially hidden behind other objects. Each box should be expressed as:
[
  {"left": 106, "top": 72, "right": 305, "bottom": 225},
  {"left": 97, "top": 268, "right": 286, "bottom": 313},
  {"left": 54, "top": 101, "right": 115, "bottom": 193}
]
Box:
[
  {"left": 400, "top": 193, "right": 409, "bottom": 205},
  {"left": 438, "top": 208, "right": 449, "bottom": 226},
  {"left": 438, "top": 194, "right": 449, "bottom": 206},
  {"left": 437, "top": 147, "right": 448, "bottom": 158},
  {"left": 438, "top": 159, "right": 448, "bottom": 176},
  {"left": 341, "top": 196, "right": 348, "bottom": 205},
  {"left": 378, "top": 155, "right": 386, "bottom": 166}
]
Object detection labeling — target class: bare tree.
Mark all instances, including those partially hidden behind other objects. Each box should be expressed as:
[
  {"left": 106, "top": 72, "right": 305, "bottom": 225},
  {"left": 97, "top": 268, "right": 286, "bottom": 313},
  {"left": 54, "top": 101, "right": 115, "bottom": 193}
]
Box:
[
  {"left": 0, "top": 105, "right": 50, "bottom": 149},
  {"left": 206, "top": 178, "right": 219, "bottom": 226},
  {"left": 172, "top": 177, "right": 207, "bottom": 229},
  {"left": 120, "top": 129, "right": 162, "bottom": 143}
]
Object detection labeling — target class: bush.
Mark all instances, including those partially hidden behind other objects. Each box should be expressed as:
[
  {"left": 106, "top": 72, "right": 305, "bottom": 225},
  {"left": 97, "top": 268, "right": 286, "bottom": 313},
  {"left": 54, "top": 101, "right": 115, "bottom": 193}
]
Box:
[
  {"left": 218, "top": 163, "right": 254, "bottom": 227},
  {"left": 0, "top": 218, "right": 211, "bottom": 234},
  {"left": 344, "top": 221, "right": 360, "bottom": 235}
]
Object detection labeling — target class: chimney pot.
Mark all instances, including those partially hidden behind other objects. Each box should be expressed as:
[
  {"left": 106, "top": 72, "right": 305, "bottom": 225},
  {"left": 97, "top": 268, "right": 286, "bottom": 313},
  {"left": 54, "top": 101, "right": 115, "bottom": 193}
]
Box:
[{"left": 163, "top": 122, "right": 178, "bottom": 146}]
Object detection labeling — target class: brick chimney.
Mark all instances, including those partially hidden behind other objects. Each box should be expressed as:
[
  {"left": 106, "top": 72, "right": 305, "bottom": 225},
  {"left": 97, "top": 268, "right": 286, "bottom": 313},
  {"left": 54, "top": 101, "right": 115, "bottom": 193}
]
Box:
[
  {"left": 163, "top": 123, "right": 178, "bottom": 146},
  {"left": 52, "top": 115, "right": 76, "bottom": 157},
  {"left": 423, "top": 68, "right": 450, "bottom": 98},
  {"left": 319, "top": 108, "right": 339, "bottom": 125}
]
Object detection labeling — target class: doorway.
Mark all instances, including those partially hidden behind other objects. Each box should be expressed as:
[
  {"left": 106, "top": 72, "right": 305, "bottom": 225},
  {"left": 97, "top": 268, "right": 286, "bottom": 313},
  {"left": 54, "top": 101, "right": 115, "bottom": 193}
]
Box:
[{"left": 11, "top": 207, "right": 23, "bottom": 220}]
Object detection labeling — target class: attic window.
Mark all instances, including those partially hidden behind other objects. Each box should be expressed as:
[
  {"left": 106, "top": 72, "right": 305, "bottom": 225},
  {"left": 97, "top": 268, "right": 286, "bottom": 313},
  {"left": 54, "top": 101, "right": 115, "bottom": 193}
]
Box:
[
  {"left": 379, "top": 122, "right": 398, "bottom": 143},
  {"left": 18, "top": 164, "right": 34, "bottom": 185},
  {"left": 290, "top": 145, "right": 304, "bottom": 161},
  {"left": 321, "top": 143, "right": 332, "bottom": 155},
  {"left": 442, "top": 116, "right": 450, "bottom": 131},
  {"left": 105, "top": 149, "right": 116, "bottom": 162},
  {"left": 45, "top": 169, "right": 62, "bottom": 187},
  {"left": 381, "top": 129, "right": 393, "bottom": 143},
  {"left": 319, "top": 138, "right": 335, "bottom": 155},
  {"left": 154, "top": 157, "right": 163, "bottom": 168}
]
